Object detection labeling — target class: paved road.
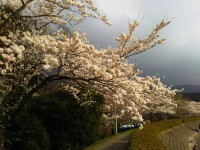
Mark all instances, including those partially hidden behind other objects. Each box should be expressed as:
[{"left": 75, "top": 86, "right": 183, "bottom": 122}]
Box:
[
  {"left": 87, "top": 121, "right": 200, "bottom": 150},
  {"left": 161, "top": 121, "right": 200, "bottom": 150},
  {"left": 89, "top": 131, "right": 132, "bottom": 150}
]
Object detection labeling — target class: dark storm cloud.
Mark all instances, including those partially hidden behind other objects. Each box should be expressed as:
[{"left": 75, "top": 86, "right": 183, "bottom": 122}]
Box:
[{"left": 77, "top": 0, "right": 200, "bottom": 85}]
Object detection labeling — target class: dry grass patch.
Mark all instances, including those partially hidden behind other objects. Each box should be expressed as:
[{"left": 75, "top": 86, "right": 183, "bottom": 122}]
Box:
[{"left": 129, "top": 117, "right": 200, "bottom": 150}]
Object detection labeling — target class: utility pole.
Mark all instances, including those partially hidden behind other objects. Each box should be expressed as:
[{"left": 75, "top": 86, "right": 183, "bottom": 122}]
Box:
[{"left": 115, "top": 102, "right": 117, "bottom": 135}]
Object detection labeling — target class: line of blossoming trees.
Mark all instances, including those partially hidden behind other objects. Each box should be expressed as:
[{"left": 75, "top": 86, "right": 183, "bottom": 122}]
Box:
[{"left": 0, "top": 0, "right": 184, "bottom": 128}]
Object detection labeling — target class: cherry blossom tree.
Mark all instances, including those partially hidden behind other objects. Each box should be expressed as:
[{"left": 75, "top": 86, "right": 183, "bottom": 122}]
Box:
[
  {"left": 0, "top": 0, "right": 177, "bottom": 126},
  {"left": 0, "top": 0, "right": 111, "bottom": 35},
  {"left": 176, "top": 98, "right": 200, "bottom": 117}
]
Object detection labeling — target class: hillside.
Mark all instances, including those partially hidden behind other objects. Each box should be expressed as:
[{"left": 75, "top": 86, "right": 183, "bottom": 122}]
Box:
[
  {"left": 173, "top": 85, "right": 200, "bottom": 93},
  {"left": 182, "top": 93, "right": 200, "bottom": 102}
]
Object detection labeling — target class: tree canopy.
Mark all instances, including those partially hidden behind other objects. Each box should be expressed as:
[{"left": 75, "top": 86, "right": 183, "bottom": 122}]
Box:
[{"left": 0, "top": 0, "right": 177, "bottom": 126}]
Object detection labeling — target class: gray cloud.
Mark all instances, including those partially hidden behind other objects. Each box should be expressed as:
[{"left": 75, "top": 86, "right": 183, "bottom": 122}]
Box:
[{"left": 77, "top": 0, "right": 200, "bottom": 85}]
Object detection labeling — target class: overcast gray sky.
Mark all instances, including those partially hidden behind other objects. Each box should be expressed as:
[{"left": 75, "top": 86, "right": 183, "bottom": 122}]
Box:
[{"left": 77, "top": 0, "right": 200, "bottom": 86}]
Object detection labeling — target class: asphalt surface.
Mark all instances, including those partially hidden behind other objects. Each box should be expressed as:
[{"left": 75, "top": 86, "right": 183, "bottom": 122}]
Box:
[{"left": 92, "top": 131, "right": 132, "bottom": 150}]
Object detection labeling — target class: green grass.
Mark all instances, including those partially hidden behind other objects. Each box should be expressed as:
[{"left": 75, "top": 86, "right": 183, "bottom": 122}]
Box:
[
  {"left": 84, "top": 130, "right": 132, "bottom": 150},
  {"left": 129, "top": 117, "right": 200, "bottom": 150}
]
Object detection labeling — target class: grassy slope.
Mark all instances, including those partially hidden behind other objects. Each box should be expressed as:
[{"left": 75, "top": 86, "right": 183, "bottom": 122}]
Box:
[{"left": 129, "top": 117, "right": 200, "bottom": 150}]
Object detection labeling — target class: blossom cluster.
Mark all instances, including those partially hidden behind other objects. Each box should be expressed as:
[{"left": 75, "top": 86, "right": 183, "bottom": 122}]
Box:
[
  {"left": 0, "top": 0, "right": 177, "bottom": 123},
  {"left": 0, "top": 28, "right": 177, "bottom": 122},
  {"left": 176, "top": 99, "right": 200, "bottom": 116},
  {"left": 0, "top": 0, "right": 111, "bottom": 30},
  {"left": 116, "top": 20, "right": 170, "bottom": 58}
]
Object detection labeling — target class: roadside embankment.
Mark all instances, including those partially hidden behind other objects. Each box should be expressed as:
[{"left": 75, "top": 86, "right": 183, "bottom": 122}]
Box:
[{"left": 129, "top": 117, "right": 200, "bottom": 150}]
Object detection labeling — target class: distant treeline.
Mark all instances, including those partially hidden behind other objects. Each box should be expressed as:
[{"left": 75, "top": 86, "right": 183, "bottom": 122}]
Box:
[{"left": 183, "top": 93, "right": 200, "bottom": 102}]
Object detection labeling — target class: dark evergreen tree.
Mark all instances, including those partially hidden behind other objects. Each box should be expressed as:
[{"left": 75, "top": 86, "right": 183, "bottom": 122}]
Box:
[{"left": 4, "top": 90, "right": 104, "bottom": 150}]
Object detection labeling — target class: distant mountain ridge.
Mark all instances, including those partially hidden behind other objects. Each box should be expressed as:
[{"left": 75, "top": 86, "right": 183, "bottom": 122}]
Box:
[
  {"left": 172, "top": 84, "right": 200, "bottom": 93},
  {"left": 182, "top": 93, "right": 200, "bottom": 102},
  {"left": 172, "top": 84, "right": 200, "bottom": 102}
]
